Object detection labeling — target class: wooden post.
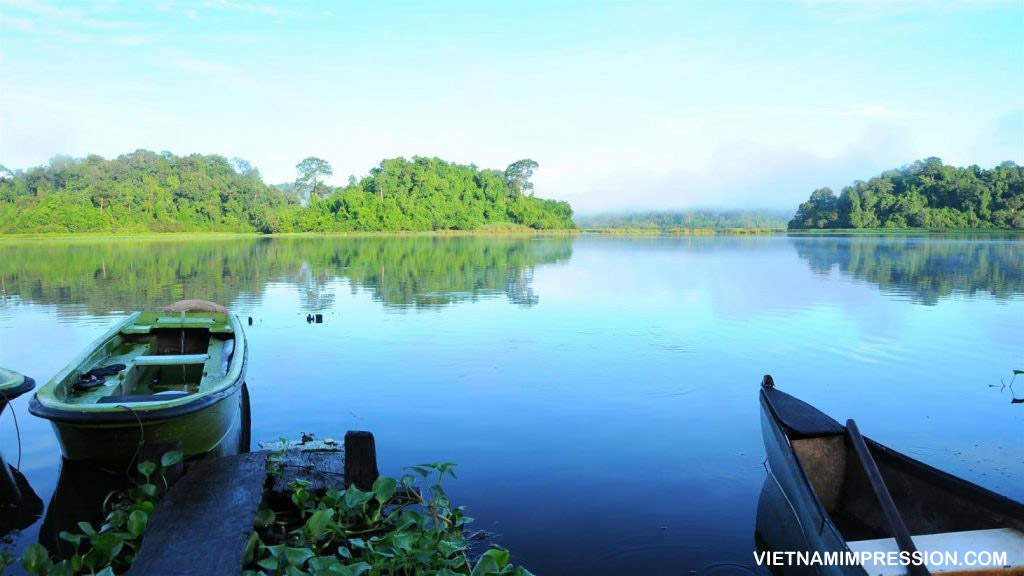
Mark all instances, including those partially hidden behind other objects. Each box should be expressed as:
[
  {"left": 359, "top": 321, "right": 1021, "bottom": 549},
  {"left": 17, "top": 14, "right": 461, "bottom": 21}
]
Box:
[{"left": 344, "top": 431, "right": 378, "bottom": 490}]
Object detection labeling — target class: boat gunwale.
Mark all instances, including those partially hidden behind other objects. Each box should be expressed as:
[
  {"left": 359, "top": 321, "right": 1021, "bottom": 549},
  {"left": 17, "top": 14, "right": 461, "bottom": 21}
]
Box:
[
  {"left": 864, "top": 436, "right": 1024, "bottom": 521},
  {"left": 28, "top": 312, "right": 247, "bottom": 423},
  {"left": 0, "top": 373, "right": 35, "bottom": 402}
]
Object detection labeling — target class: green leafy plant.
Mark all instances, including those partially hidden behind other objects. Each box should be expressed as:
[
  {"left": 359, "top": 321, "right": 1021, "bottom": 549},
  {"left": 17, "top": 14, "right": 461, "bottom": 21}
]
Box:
[
  {"left": 4, "top": 450, "right": 182, "bottom": 576},
  {"left": 243, "top": 462, "right": 532, "bottom": 576}
]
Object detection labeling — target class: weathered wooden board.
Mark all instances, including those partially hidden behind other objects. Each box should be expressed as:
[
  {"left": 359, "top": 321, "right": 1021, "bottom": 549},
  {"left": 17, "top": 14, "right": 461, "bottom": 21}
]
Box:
[
  {"left": 267, "top": 448, "right": 345, "bottom": 507},
  {"left": 128, "top": 452, "right": 267, "bottom": 576},
  {"left": 127, "top": 432, "right": 378, "bottom": 574}
]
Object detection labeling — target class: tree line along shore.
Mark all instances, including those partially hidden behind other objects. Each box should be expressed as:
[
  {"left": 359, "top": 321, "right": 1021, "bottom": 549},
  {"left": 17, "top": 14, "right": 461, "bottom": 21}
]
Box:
[
  {"left": 1, "top": 153, "right": 1021, "bottom": 234},
  {"left": 0, "top": 152, "right": 572, "bottom": 234}
]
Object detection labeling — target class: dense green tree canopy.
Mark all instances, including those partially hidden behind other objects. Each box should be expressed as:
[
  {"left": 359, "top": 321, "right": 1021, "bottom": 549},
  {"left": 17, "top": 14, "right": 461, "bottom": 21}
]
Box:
[
  {"left": 789, "top": 158, "right": 1024, "bottom": 229},
  {"left": 0, "top": 151, "right": 575, "bottom": 233}
]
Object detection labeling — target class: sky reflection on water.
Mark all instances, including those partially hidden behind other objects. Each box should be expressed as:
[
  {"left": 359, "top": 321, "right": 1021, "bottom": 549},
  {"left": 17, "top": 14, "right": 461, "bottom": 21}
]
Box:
[{"left": 0, "top": 234, "right": 1021, "bottom": 575}]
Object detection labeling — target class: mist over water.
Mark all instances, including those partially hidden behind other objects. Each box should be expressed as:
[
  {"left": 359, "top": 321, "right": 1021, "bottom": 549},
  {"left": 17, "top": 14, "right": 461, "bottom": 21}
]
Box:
[{"left": 1, "top": 234, "right": 1021, "bottom": 575}]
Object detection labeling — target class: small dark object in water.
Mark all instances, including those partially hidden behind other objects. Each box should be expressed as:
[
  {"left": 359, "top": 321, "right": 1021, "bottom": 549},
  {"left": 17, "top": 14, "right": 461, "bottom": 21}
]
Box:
[
  {"left": 315, "top": 314, "right": 323, "bottom": 324},
  {"left": 306, "top": 314, "right": 313, "bottom": 324},
  {"left": 74, "top": 363, "right": 127, "bottom": 391},
  {"left": 247, "top": 316, "right": 253, "bottom": 326}
]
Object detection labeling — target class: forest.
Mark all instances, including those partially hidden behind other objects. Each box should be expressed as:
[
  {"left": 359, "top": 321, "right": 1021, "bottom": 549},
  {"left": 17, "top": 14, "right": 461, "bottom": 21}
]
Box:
[
  {"left": 0, "top": 151, "right": 575, "bottom": 233},
  {"left": 788, "top": 158, "right": 1024, "bottom": 229}
]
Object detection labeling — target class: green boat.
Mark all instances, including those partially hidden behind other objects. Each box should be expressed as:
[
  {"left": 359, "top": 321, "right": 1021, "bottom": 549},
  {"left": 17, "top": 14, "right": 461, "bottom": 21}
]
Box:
[
  {"left": 29, "top": 311, "right": 248, "bottom": 466},
  {"left": 0, "top": 367, "right": 35, "bottom": 417}
]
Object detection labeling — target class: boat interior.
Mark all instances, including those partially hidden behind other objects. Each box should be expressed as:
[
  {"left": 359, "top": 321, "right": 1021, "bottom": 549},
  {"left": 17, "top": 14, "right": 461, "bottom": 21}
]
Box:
[
  {"left": 792, "top": 432, "right": 1024, "bottom": 572},
  {"left": 58, "top": 313, "right": 236, "bottom": 405}
]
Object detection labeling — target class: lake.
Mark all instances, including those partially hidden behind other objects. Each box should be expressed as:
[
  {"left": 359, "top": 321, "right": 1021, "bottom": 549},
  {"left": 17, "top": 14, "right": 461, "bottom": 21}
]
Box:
[{"left": 1, "top": 234, "right": 1022, "bottom": 575}]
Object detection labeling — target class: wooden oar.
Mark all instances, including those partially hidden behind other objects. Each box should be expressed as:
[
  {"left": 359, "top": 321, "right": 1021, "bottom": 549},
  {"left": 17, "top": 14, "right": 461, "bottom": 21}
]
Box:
[{"left": 846, "top": 419, "right": 930, "bottom": 576}]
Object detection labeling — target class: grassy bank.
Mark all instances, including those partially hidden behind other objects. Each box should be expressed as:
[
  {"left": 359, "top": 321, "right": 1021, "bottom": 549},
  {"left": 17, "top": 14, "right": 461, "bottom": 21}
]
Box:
[{"left": 3, "top": 227, "right": 1020, "bottom": 243}]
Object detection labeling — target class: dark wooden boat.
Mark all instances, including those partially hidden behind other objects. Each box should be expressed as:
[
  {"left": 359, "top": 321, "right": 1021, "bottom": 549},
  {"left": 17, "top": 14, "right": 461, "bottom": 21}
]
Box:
[{"left": 759, "top": 375, "right": 1024, "bottom": 575}]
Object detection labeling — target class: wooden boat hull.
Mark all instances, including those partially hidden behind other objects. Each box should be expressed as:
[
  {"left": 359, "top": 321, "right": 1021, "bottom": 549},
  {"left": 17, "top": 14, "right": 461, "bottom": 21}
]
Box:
[
  {"left": 45, "top": 382, "right": 246, "bottom": 466},
  {"left": 760, "top": 392, "right": 859, "bottom": 575},
  {"left": 759, "top": 379, "right": 1024, "bottom": 575}
]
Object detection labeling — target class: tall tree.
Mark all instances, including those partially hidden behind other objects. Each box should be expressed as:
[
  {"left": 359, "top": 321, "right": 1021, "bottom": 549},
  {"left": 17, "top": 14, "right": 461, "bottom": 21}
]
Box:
[
  {"left": 295, "top": 156, "right": 334, "bottom": 200},
  {"left": 504, "top": 159, "right": 539, "bottom": 197}
]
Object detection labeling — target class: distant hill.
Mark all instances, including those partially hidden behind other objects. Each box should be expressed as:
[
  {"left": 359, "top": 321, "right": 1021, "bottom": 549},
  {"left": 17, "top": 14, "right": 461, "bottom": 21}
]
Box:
[
  {"left": 789, "top": 158, "right": 1024, "bottom": 229},
  {"left": 575, "top": 209, "right": 790, "bottom": 230},
  {"left": 0, "top": 151, "right": 575, "bottom": 233}
]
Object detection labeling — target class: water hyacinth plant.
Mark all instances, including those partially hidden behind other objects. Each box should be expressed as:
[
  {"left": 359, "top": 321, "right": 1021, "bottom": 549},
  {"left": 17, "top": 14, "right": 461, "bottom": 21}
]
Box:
[
  {"left": 244, "top": 462, "right": 533, "bottom": 576},
  {"left": 8, "top": 450, "right": 182, "bottom": 576}
]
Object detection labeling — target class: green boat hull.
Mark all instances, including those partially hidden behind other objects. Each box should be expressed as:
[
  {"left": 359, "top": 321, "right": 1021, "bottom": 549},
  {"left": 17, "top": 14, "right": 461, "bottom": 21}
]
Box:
[
  {"left": 29, "top": 311, "right": 250, "bottom": 467},
  {"left": 48, "top": 382, "right": 247, "bottom": 466},
  {"left": 0, "top": 368, "right": 34, "bottom": 418}
]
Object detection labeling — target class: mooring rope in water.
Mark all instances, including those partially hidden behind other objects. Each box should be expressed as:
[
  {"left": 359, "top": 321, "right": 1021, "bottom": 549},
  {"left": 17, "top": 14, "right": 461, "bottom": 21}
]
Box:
[
  {"left": 180, "top": 309, "right": 187, "bottom": 383},
  {"left": 117, "top": 403, "right": 145, "bottom": 478},
  {"left": 0, "top": 389, "right": 23, "bottom": 470}
]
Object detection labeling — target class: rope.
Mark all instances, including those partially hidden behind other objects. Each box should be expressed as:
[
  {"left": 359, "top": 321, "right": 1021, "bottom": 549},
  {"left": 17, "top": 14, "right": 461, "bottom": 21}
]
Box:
[
  {"left": 117, "top": 403, "right": 145, "bottom": 478},
  {"left": 0, "top": 389, "right": 22, "bottom": 470}
]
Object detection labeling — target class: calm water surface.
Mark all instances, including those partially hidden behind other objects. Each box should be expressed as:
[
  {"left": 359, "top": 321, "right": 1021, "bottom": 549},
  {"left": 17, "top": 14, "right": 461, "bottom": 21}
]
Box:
[{"left": 1, "top": 234, "right": 1022, "bottom": 575}]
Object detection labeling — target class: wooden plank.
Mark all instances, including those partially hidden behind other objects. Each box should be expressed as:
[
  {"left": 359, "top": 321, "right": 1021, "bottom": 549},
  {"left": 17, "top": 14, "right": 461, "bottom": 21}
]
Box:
[
  {"left": 267, "top": 448, "right": 345, "bottom": 507},
  {"left": 849, "top": 528, "right": 1024, "bottom": 575},
  {"left": 135, "top": 354, "right": 210, "bottom": 366},
  {"left": 846, "top": 419, "right": 930, "bottom": 576},
  {"left": 201, "top": 339, "right": 226, "bottom": 385},
  {"left": 128, "top": 452, "right": 266, "bottom": 576}
]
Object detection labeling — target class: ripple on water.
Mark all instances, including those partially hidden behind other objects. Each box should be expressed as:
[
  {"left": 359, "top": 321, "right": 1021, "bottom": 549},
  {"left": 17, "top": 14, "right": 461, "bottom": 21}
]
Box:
[{"left": 698, "top": 561, "right": 765, "bottom": 575}]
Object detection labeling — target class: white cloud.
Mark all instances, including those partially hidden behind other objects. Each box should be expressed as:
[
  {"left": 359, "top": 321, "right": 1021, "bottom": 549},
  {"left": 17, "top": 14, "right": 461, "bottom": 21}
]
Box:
[
  {"left": 0, "top": 13, "right": 35, "bottom": 31},
  {"left": 0, "top": 0, "right": 140, "bottom": 30},
  {"left": 200, "top": 0, "right": 280, "bottom": 17}
]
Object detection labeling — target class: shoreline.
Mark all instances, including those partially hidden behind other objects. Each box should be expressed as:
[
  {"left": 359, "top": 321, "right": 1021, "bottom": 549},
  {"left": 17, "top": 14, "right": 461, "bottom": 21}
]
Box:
[{"left": 0, "top": 227, "right": 1020, "bottom": 242}]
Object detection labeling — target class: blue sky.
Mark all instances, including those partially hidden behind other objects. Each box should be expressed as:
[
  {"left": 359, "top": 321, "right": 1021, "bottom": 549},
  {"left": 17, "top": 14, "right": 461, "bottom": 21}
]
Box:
[{"left": 0, "top": 0, "right": 1021, "bottom": 212}]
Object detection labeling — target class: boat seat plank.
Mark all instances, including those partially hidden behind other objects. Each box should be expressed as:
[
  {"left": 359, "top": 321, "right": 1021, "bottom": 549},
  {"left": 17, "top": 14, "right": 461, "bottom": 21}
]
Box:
[
  {"left": 134, "top": 354, "right": 210, "bottom": 366},
  {"left": 848, "top": 528, "right": 1024, "bottom": 575},
  {"left": 97, "top": 392, "right": 190, "bottom": 404},
  {"left": 154, "top": 316, "right": 216, "bottom": 325},
  {"left": 199, "top": 339, "right": 226, "bottom": 390}
]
